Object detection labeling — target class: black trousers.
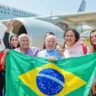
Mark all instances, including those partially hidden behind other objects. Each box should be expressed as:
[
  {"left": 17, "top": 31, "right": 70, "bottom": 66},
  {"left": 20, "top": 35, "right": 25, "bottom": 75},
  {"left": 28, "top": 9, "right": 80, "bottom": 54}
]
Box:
[{"left": 0, "top": 71, "right": 4, "bottom": 96}]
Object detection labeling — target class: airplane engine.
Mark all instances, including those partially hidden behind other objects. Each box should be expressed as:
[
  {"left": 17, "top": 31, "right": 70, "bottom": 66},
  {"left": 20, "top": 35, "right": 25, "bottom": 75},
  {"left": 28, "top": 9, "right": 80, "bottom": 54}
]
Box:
[{"left": 12, "top": 18, "right": 64, "bottom": 48}]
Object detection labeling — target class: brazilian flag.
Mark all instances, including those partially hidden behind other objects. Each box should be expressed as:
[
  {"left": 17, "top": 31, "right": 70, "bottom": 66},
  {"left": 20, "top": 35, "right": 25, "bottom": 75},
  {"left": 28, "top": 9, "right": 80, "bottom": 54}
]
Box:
[{"left": 6, "top": 50, "right": 96, "bottom": 96}]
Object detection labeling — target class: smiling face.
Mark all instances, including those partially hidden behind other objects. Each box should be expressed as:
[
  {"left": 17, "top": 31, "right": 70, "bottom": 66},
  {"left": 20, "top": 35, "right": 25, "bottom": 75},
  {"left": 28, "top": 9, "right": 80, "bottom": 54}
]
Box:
[
  {"left": 19, "top": 36, "right": 30, "bottom": 50},
  {"left": 64, "top": 30, "right": 76, "bottom": 47},
  {"left": 45, "top": 35, "right": 57, "bottom": 50},
  {"left": 18, "top": 34, "right": 30, "bottom": 51},
  {"left": 90, "top": 31, "right": 96, "bottom": 45},
  {"left": 10, "top": 35, "right": 18, "bottom": 48}
]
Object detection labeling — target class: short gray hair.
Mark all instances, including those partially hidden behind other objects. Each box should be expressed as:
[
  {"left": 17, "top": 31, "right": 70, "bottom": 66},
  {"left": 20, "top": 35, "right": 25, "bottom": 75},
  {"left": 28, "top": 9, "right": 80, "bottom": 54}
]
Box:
[
  {"left": 18, "top": 34, "right": 30, "bottom": 42},
  {"left": 45, "top": 35, "right": 57, "bottom": 41}
]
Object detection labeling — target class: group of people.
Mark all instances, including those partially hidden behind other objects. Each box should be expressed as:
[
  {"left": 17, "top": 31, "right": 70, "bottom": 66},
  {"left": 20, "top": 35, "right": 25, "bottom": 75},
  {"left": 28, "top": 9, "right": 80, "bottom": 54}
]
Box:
[{"left": 0, "top": 21, "right": 96, "bottom": 96}]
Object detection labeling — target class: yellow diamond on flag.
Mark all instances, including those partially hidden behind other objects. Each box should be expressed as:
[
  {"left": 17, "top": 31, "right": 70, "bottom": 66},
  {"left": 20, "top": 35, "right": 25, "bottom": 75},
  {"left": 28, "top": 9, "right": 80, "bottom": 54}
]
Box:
[{"left": 18, "top": 63, "right": 86, "bottom": 96}]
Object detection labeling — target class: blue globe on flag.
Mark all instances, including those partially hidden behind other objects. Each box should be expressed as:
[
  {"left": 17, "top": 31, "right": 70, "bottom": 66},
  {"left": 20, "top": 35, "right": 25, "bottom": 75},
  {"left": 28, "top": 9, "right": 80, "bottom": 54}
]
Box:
[{"left": 36, "top": 68, "right": 65, "bottom": 95}]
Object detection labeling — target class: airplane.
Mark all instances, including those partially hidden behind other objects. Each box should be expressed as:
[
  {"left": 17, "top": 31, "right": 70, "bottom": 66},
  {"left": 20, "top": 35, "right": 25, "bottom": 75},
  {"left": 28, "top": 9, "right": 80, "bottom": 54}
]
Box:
[
  {"left": 0, "top": 0, "right": 95, "bottom": 51},
  {"left": 0, "top": 4, "right": 38, "bottom": 20}
]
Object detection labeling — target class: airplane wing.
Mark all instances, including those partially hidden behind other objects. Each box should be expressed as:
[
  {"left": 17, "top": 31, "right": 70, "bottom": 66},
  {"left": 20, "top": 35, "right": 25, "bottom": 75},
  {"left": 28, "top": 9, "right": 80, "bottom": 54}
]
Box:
[{"left": 34, "top": 11, "right": 96, "bottom": 30}]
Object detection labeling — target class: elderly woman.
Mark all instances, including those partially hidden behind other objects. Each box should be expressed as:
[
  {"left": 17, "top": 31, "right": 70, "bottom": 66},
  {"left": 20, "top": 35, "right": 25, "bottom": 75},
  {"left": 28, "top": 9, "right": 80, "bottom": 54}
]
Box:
[
  {"left": 1, "top": 34, "right": 40, "bottom": 65},
  {"left": 14, "top": 34, "right": 40, "bottom": 56},
  {"left": 37, "top": 35, "right": 64, "bottom": 60}
]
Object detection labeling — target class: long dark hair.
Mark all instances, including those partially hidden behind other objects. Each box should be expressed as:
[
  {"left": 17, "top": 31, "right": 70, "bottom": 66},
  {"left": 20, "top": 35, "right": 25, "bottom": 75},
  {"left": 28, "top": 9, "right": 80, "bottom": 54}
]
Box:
[
  {"left": 43, "top": 32, "right": 55, "bottom": 49},
  {"left": 10, "top": 34, "right": 19, "bottom": 49},
  {"left": 63, "top": 28, "right": 80, "bottom": 48},
  {"left": 90, "top": 29, "right": 96, "bottom": 52}
]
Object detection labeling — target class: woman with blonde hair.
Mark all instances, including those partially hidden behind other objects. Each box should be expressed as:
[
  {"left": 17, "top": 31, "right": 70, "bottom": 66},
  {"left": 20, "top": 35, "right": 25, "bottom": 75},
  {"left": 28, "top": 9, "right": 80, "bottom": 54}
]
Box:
[{"left": 89, "top": 29, "right": 96, "bottom": 96}]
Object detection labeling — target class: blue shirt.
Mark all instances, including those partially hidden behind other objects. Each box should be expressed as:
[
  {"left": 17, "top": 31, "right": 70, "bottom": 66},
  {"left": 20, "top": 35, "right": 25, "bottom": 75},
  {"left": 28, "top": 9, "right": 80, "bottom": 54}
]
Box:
[{"left": 37, "top": 49, "right": 64, "bottom": 60}]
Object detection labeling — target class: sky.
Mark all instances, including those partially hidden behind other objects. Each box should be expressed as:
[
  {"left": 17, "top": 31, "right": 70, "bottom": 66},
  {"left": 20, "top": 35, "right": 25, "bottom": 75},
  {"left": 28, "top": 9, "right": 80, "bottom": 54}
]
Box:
[{"left": 0, "top": 0, "right": 95, "bottom": 15}]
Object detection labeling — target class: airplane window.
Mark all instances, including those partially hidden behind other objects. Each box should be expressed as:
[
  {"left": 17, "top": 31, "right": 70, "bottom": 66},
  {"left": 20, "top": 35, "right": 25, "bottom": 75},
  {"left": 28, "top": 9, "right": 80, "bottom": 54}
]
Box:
[{"left": 7, "top": 12, "right": 9, "bottom": 14}]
